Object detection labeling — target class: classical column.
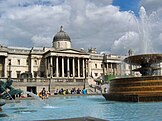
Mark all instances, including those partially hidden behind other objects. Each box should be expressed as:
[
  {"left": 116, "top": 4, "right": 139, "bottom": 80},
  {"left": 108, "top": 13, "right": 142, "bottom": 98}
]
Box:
[
  {"left": 103, "top": 63, "right": 106, "bottom": 75},
  {"left": 62, "top": 57, "right": 64, "bottom": 77},
  {"left": 111, "top": 63, "right": 114, "bottom": 74},
  {"left": 88, "top": 60, "right": 92, "bottom": 78},
  {"left": 83, "top": 59, "right": 85, "bottom": 77},
  {"left": 73, "top": 58, "right": 75, "bottom": 77},
  {"left": 67, "top": 57, "right": 69, "bottom": 77},
  {"left": 30, "top": 56, "right": 33, "bottom": 77},
  {"left": 110, "top": 63, "right": 112, "bottom": 74},
  {"left": 87, "top": 59, "right": 90, "bottom": 77},
  {"left": 117, "top": 63, "right": 120, "bottom": 75},
  {"left": 56, "top": 56, "right": 58, "bottom": 77},
  {"left": 50, "top": 57, "right": 53, "bottom": 77},
  {"left": 107, "top": 63, "right": 109, "bottom": 75},
  {"left": 4, "top": 57, "right": 8, "bottom": 78},
  {"left": 116, "top": 64, "right": 118, "bottom": 75},
  {"left": 45, "top": 58, "right": 48, "bottom": 78},
  {"left": 78, "top": 58, "right": 80, "bottom": 77}
]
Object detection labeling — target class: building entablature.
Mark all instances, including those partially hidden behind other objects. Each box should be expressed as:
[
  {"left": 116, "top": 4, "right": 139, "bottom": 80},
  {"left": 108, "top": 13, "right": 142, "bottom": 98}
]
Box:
[
  {"left": 90, "top": 54, "right": 104, "bottom": 60},
  {"left": 0, "top": 51, "right": 7, "bottom": 56},
  {"left": 104, "top": 60, "right": 121, "bottom": 63},
  {"left": 44, "top": 48, "right": 90, "bottom": 59}
]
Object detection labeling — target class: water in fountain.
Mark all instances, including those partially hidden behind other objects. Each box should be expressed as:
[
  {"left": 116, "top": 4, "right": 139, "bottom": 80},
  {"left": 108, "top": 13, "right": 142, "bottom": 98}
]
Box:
[
  {"left": 22, "top": 91, "right": 57, "bottom": 109},
  {"left": 23, "top": 91, "right": 41, "bottom": 101},
  {"left": 9, "top": 91, "right": 53, "bottom": 114},
  {"left": 138, "top": 6, "right": 153, "bottom": 54}
]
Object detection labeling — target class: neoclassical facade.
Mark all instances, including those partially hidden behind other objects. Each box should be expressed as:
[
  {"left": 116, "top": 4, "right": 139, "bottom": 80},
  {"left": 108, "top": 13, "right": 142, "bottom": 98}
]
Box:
[{"left": 0, "top": 26, "right": 123, "bottom": 93}]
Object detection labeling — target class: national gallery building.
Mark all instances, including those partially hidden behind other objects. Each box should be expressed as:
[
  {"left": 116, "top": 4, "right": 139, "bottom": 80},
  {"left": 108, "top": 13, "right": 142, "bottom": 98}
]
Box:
[{"left": 0, "top": 26, "right": 125, "bottom": 93}]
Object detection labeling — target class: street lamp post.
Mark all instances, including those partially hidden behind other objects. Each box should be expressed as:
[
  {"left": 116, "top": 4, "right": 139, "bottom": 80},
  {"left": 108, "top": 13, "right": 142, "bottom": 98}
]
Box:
[
  {"left": 84, "top": 60, "right": 87, "bottom": 89},
  {"left": 48, "top": 65, "right": 52, "bottom": 92},
  {"left": 128, "top": 49, "right": 133, "bottom": 76},
  {"left": 67, "top": 70, "right": 70, "bottom": 82},
  {"left": 8, "top": 62, "right": 11, "bottom": 79}
]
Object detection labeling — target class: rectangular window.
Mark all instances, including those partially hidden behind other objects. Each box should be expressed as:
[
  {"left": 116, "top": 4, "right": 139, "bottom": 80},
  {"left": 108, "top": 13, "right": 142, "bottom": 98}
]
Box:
[
  {"left": 33, "top": 71, "right": 37, "bottom": 78},
  {"left": 95, "top": 64, "right": 97, "bottom": 68},
  {"left": 40, "top": 72, "right": 44, "bottom": 77},
  {"left": 7, "top": 71, "right": 12, "bottom": 78},
  {"left": 8, "top": 59, "right": 11, "bottom": 65},
  {"left": 17, "top": 59, "right": 20, "bottom": 65},
  {"left": 26, "top": 59, "right": 29, "bottom": 65},
  {"left": 16, "top": 71, "right": 21, "bottom": 78},
  {"left": 34, "top": 60, "right": 37, "bottom": 65},
  {"left": 95, "top": 73, "right": 98, "bottom": 77}
]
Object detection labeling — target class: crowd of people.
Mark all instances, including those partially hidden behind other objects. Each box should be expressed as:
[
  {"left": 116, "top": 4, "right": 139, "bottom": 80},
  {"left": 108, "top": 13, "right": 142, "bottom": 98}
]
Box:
[
  {"left": 54, "top": 87, "right": 87, "bottom": 95},
  {"left": 39, "top": 87, "right": 87, "bottom": 99}
]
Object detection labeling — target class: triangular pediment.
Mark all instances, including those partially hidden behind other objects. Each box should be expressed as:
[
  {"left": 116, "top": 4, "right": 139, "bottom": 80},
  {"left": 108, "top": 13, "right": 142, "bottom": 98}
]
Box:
[{"left": 58, "top": 48, "right": 86, "bottom": 54}]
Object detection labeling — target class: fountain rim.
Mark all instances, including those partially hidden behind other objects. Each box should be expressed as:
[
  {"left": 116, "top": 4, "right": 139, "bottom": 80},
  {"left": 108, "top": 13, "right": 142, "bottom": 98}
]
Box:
[
  {"left": 111, "top": 75, "right": 162, "bottom": 81},
  {"left": 124, "top": 53, "right": 162, "bottom": 66}
]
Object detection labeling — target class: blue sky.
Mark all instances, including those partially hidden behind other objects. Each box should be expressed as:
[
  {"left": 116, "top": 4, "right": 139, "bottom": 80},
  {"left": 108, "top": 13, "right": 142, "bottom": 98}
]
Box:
[
  {"left": 0, "top": 0, "right": 162, "bottom": 55},
  {"left": 113, "top": 0, "right": 140, "bottom": 16}
]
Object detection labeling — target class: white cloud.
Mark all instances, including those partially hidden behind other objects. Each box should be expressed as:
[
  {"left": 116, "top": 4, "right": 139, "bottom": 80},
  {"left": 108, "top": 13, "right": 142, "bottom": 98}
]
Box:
[
  {"left": 140, "top": 0, "right": 162, "bottom": 14},
  {"left": 111, "top": 32, "right": 139, "bottom": 55},
  {"left": 0, "top": 0, "right": 161, "bottom": 55},
  {"left": 31, "top": 35, "right": 51, "bottom": 46}
]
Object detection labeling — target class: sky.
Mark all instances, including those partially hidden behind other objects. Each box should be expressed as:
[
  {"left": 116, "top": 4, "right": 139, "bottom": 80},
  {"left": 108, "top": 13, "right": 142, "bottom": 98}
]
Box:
[{"left": 0, "top": 0, "right": 162, "bottom": 55}]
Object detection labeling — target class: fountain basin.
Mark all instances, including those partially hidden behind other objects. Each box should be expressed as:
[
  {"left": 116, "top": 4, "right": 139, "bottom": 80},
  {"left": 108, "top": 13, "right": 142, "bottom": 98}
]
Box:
[{"left": 103, "top": 76, "right": 162, "bottom": 102}]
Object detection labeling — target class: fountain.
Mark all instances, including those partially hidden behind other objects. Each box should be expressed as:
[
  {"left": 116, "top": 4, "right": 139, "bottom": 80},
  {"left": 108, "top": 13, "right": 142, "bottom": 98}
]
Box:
[
  {"left": 0, "top": 79, "right": 22, "bottom": 111},
  {"left": 103, "top": 6, "right": 162, "bottom": 102},
  {"left": 103, "top": 53, "right": 162, "bottom": 102}
]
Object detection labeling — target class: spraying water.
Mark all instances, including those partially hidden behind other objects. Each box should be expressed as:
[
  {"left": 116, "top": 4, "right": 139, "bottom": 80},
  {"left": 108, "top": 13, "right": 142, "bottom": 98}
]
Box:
[
  {"left": 138, "top": 6, "right": 153, "bottom": 54},
  {"left": 23, "top": 91, "right": 41, "bottom": 101}
]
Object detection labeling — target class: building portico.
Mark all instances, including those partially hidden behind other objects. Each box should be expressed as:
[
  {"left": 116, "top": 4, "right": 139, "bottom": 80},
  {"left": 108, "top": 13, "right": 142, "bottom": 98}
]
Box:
[{"left": 45, "top": 49, "right": 89, "bottom": 81}]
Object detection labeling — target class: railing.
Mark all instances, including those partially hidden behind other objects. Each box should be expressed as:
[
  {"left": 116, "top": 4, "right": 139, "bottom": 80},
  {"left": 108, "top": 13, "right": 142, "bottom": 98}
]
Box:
[{"left": 1, "top": 78, "right": 85, "bottom": 83}]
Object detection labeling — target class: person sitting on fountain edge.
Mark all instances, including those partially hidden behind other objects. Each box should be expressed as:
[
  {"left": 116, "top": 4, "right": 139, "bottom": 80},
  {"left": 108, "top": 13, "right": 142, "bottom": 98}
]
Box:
[{"left": 41, "top": 88, "right": 47, "bottom": 99}]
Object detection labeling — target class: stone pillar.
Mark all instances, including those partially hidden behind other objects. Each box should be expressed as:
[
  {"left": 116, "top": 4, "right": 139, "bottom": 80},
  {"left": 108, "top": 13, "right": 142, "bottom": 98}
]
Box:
[
  {"left": 78, "top": 58, "right": 80, "bottom": 77},
  {"left": 106, "top": 63, "right": 109, "bottom": 75},
  {"left": 62, "top": 57, "right": 64, "bottom": 77},
  {"left": 67, "top": 57, "right": 69, "bottom": 77},
  {"left": 87, "top": 59, "right": 90, "bottom": 77},
  {"left": 111, "top": 63, "right": 113, "bottom": 74},
  {"left": 45, "top": 58, "right": 48, "bottom": 78},
  {"left": 73, "top": 58, "right": 75, "bottom": 77},
  {"left": 30, "top": 56, "right": 33, "bottom": 77},
  {"left": 88, "top": 59, "right": 92, "bottom": 78},
  {"left": 56, "top": 56, "right": 58, "bottom": 77},
  {"left": 4, "top": 57, "right": 8, "bottom": 78},
  {"left": 50, "top": 57, "right": 53, "bottom": 77},
  {"left": 117, "top": 63, "right": 120, "bottom": 75},
  {"left": 83, "top": 59, "right": 85, "bottom": 77}
]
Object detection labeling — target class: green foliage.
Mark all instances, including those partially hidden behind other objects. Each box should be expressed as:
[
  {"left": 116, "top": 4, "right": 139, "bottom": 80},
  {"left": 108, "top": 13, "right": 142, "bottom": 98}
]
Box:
[{"left": 104, "top": 75, "right": 116, "bottom": 82}]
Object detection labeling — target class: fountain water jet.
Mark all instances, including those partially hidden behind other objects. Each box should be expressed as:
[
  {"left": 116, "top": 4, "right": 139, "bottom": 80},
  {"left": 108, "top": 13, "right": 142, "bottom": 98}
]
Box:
[
  {"left": 103, "top": 6, "right": 162, "bottom": 102},
  {"left": 139, "top": 6, "right": 153, "bottom": 54}
]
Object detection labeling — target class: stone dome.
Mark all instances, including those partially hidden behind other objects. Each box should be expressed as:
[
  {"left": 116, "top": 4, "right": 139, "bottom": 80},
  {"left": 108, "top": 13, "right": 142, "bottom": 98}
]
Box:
[{"left": 53, "top": 26, "right": 71, "bottom": 43}]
